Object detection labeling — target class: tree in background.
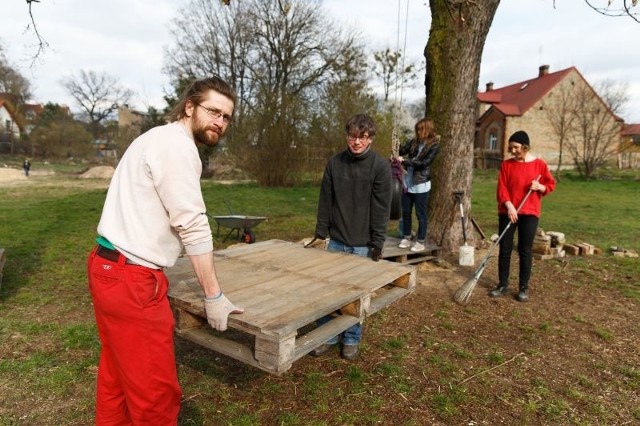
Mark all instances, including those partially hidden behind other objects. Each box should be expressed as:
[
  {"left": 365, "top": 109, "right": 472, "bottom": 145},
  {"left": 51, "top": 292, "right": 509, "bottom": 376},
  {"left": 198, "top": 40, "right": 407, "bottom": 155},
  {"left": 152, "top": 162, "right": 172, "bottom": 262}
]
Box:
[
  {"left": 545, "top": 81, "right": 578, "bottom": 180},
  {"left": 29, "top": 103, "right": 92, "bottom": 158},
  {"left": 371, "top": 48, "right": 420, "bottom": 103},
  {"left": 0, "top": 44, "right": 32, "bottom": 105},
  {"left": 165, "top": 0, "right": 369, "bottom": 186},
  {"left": 60, "top": 70, "right": 133, "bottom": 141},
  {"left": 566, "top": 80, "right": 628, "bottom": 178},
  {"left": 0, "top": 43, "right": 33, "bottom": 154}
]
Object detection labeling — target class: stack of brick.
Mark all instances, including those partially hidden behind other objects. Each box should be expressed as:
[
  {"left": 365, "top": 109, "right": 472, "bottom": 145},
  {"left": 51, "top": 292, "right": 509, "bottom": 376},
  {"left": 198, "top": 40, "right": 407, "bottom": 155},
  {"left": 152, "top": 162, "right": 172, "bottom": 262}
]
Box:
[
  {"left": 547, "top": 231, "right": 567, "bottom": 258},
  {"left": 563, "top": 242, "right": 602, "bottom": 256},
  {"left": 495, "top": 228, "right": 607, "bottom": 259},
  {"left": 532, "top": 229, "right": 565, "bottom": 260}
]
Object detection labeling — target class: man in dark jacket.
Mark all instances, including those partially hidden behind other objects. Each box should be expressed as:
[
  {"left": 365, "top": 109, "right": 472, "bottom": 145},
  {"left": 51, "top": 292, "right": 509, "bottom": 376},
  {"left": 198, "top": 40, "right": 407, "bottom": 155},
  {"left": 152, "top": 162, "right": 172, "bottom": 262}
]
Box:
[{"left": 311, "top": 113, "right": 391, "bottom": 360}]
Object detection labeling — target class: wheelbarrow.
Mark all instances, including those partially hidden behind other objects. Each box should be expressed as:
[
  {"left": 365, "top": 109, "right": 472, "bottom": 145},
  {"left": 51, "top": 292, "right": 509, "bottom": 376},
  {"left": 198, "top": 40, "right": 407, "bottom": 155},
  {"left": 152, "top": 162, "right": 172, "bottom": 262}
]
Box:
[{"left": 206, "top": 201, "right": 266, "bottom": 244}]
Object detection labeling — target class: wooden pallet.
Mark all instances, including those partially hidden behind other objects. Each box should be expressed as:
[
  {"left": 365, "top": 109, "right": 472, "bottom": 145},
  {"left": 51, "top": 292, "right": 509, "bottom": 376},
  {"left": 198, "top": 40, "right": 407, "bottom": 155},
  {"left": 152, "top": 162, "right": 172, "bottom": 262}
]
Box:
[
  {"left": 166, "top": 239, "right": 416, "bottom": 375},
  {"left": 382, "top": 236, "right": 440, "bottom": 264}
]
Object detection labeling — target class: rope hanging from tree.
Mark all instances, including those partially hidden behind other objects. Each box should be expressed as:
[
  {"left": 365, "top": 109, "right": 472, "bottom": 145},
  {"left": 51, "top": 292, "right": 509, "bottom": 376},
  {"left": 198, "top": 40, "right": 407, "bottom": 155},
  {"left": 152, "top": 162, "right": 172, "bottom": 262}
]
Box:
[
  {"left": 391, "top": 0, "right": 411, "bottom": 158},
  {"left": 389, "top": 0, "right": 411, "bottom": 221}
]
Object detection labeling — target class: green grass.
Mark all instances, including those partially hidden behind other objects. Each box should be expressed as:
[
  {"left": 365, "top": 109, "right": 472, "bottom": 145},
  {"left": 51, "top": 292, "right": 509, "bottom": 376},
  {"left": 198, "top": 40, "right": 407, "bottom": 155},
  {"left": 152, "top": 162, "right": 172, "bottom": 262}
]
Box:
[{"left": 0, "top": 165, "right": 639, "bottom": 424}]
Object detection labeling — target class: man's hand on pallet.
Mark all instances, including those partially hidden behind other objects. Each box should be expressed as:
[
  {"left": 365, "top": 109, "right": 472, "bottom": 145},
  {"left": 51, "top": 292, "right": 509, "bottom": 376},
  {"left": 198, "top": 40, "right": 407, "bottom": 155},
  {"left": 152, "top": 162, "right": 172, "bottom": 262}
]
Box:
[
  {"left": 204, "top": 293, "right": 244, "bottom": 331},
  {"left": 304, "top": 233, "right": 326, "bottom": 248},
  {"left": 370, "top": 246, "right": 383, "bottom": 262}
]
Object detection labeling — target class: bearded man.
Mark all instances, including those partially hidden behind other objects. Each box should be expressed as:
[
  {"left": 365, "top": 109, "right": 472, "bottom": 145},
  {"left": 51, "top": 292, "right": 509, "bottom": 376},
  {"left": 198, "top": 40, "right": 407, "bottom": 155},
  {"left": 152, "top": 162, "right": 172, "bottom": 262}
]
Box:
[{"left": 87, "top": 77, "right": 243, "bottom": 425}]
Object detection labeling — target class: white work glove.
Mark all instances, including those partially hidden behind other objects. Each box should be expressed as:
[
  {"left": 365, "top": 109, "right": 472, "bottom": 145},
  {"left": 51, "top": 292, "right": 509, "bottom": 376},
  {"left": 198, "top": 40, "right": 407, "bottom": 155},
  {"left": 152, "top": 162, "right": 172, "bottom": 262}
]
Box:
[{"left": 204, "top": 293, "right": 244, "bottom": 331}]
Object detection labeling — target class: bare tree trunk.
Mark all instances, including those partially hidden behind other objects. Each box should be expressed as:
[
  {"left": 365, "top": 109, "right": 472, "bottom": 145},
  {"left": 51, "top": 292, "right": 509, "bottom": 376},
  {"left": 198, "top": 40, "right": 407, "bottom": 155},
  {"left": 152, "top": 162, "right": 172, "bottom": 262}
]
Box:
[{"left": 425, "top": 0, "right": 500, "bottom": 255}]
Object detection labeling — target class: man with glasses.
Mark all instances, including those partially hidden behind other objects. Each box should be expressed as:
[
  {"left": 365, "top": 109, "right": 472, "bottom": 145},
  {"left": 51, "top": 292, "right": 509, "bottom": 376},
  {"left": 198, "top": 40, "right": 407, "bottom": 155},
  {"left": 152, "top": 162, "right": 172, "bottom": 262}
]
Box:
[
  {"left": 87, "top": 76, "right": 243, "bottom": 424},
  {"left": 311, "top": 113, "right": 392, "bottom": 360}
]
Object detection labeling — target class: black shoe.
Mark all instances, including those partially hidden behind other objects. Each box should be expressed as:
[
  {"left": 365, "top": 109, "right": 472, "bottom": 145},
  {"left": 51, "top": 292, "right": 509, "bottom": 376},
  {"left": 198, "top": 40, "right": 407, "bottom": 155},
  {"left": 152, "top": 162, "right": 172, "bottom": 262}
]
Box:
[
  {"left": 310, "top": 343, "right": 335, "bottom": 357},
  {"left": 489, "top": 286, "right": 508, "bottom": 298},
  {"left": 341, "top": 344, "right": 360, "bottom": 360},
  {"left": 516, "top": 290, "right": 529, "bottom": 302}
]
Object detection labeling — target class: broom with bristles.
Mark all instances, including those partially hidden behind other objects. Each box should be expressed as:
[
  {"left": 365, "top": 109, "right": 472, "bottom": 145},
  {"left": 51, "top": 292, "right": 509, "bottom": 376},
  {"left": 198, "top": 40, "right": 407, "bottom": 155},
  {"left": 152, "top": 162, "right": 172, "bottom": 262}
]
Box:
[{"left": 453, "top": 177, "right": 540, "bottom": 305}]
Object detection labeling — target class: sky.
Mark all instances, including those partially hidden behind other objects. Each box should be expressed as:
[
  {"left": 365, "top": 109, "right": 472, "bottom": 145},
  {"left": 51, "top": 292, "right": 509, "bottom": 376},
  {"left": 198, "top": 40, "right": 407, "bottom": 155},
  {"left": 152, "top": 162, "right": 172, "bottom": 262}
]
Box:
[{"left": 1, "top": 0, "right": 639, "bottom": 123}]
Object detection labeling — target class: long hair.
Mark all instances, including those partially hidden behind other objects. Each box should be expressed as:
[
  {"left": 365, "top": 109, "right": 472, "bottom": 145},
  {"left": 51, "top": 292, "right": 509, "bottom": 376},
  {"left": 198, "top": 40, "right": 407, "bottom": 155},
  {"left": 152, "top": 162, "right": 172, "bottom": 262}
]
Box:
[
  {"left": 166, "top": 76, "right": 237, "bottom": 122},
  {"left": 411, "top": 118, "right": 437, "bottom": 151}
]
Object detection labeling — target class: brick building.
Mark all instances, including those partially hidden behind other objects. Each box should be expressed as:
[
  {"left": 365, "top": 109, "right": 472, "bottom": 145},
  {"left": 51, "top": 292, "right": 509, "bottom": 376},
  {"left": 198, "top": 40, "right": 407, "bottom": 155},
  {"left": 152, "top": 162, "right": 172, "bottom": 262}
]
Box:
[{"left": 475, "top": 65, "right": 623, "bottom": 169}]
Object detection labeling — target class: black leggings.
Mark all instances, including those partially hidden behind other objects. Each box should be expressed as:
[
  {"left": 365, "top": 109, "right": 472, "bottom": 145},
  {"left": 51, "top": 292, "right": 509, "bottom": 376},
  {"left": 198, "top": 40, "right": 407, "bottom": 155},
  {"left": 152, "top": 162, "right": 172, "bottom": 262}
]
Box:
[{"left": 498, "top": 214, "right": 539, "bottom": 289}]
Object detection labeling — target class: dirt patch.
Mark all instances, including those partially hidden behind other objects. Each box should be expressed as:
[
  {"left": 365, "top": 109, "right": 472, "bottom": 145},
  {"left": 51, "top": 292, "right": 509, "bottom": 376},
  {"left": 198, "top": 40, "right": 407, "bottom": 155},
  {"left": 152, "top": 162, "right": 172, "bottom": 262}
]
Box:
[
  {"left": 79, "top": 166, "right": 115, "bottom": 180},
  {"left": 0, "top": 166, "right": 111, "bottom": 190},
  {"left": 0, "top": 167, "right": 27, "bottom": 182}
]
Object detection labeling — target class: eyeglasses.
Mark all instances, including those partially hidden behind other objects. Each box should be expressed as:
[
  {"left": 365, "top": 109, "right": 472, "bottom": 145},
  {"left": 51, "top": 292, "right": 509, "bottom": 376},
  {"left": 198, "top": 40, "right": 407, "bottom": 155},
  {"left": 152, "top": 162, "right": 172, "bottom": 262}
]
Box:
[
  {"left": 195, "top": 103, "right": 233, "bottom": 124},
  {"left": 347, "top": 134, "right": 370, "bottom": 143}
]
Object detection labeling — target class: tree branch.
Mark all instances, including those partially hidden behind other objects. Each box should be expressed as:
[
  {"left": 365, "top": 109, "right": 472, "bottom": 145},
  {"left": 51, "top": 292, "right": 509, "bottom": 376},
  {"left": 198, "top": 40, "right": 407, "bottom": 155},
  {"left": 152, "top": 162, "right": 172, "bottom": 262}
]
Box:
[
  {"left": 25, "top": 0, "right": 50, "bottom": 66},
  {"left": 460, "top": 352, "right": 525, "bottom": 384},
  {"left": 584, "top": 0, "right": 640, "bottom": 23}
]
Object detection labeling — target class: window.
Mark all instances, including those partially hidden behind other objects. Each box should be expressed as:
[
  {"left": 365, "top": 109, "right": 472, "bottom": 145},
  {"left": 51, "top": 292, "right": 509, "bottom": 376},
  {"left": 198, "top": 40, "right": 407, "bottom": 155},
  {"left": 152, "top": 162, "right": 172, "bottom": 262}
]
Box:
[{"left": 488, "top": 133, "right": 498, "bottom": 150}]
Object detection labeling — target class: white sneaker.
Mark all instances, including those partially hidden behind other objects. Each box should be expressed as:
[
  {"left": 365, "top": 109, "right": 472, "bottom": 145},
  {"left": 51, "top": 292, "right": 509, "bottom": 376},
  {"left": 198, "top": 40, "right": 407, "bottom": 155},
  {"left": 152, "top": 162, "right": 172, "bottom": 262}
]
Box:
[
  {"left": 398, "top": 238, "right": 412, "bottom": 249},
  {"left": 410, "top": 242, "right": 425, "bottom": 252}
]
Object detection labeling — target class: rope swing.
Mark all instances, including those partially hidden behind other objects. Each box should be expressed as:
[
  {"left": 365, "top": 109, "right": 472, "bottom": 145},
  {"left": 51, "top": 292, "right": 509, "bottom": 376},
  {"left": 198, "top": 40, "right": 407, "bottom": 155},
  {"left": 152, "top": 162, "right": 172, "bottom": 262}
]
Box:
[
  {"left": 389, "top": 0, "right": 411, "bottom": 220},
  {"left": 391, "top": 0, "right": 411, "bottom": 158}
]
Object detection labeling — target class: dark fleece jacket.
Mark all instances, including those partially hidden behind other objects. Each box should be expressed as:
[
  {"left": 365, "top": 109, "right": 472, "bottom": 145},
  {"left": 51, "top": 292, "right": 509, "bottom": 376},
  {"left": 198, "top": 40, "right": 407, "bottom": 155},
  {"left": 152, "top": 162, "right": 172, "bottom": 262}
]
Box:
[{"left": 315, "top": 147, "right": 391, "bottom": 250}]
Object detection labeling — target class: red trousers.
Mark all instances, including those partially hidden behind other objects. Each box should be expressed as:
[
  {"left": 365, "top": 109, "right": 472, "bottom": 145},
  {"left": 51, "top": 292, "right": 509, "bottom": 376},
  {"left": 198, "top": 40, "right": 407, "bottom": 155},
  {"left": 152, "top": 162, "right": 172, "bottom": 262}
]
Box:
[{"left": 87, "top": 247, "right": 181, "bottom": 425}]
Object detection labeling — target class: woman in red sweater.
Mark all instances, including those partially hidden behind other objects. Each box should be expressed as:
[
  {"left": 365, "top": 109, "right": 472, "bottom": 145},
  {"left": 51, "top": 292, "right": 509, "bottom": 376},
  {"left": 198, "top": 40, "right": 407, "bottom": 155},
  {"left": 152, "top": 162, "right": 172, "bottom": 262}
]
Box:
[{"left": 490, "top": 130, "right": 556, "bottom": 302}]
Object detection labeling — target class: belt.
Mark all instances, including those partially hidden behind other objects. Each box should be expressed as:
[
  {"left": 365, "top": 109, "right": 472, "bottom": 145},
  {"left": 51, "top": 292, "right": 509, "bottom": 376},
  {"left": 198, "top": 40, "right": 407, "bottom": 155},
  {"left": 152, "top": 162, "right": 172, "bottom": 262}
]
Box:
[{"left": 96, "top": 245, "right": 139, "bottom": 265}]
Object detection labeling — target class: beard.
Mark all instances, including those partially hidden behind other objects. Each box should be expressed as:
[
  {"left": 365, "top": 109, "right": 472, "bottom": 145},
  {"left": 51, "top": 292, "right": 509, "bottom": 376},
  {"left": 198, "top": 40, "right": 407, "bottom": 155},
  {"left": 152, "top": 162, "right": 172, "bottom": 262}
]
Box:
[{"left": 191, "top": 116, "right": 223, "bottom": 147}]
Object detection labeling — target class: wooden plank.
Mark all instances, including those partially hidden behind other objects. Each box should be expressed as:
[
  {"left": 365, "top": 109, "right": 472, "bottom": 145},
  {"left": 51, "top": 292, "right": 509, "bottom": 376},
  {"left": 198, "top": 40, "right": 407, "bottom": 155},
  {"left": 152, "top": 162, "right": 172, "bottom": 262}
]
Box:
[
  {"left": 177, "top": 328, "right": 261, "bottom": 369},
  {"left": 368, "top": 286, "right": 412, "bottom": 315},
  {"left": 293, "top": 315, "right": 361, "bottom": 360}
]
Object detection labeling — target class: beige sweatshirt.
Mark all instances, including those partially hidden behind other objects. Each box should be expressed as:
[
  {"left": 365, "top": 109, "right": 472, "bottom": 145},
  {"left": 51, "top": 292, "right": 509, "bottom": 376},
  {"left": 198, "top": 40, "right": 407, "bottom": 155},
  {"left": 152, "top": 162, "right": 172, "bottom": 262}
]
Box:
[{"left": 97, "top": 122, "right": 213, "bottom": 268}]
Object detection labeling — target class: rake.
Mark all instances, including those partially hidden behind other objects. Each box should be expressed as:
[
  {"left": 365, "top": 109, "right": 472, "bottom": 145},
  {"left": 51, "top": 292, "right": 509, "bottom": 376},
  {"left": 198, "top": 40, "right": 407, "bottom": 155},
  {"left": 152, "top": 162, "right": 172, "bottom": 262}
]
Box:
[{"left": 453, "top": 178, "right": 540, "bottom": 305}]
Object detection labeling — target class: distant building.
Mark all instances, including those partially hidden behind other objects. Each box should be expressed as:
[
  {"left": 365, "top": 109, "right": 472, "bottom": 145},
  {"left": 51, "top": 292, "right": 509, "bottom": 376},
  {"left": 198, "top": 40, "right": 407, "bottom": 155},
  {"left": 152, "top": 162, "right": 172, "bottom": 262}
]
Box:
[
  {"left": 118, "top": 104, "right": 147, "bottom": 135},
  {"left": 619, "top": 123, "right": 640, "bottom": 169},
  {"left": 0, "top": 96, "right": 22, "bottom": 153},
  {"left": 475, "top": 65, "right": 624, "bottom": 169}
]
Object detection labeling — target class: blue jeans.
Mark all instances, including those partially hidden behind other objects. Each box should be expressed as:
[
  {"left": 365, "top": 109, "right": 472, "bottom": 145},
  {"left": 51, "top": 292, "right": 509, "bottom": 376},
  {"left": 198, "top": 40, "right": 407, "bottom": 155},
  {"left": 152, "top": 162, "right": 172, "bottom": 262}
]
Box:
[
  {"left": 316, "top": 239, "right": 366, "bottom": 345},
  {"left": 401, "top": 191, "right": 429, "bottom": 241}
]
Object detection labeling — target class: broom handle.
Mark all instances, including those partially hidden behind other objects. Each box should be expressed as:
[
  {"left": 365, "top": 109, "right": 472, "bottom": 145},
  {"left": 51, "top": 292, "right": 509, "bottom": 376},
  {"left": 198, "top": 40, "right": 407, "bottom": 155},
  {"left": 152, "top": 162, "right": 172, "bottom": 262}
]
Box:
[
  {"left": 459, "top": 202, "right": 468, "bottom": 244},
  {"left": 479, "top": 175, "right": 541, "bottom": 265}
]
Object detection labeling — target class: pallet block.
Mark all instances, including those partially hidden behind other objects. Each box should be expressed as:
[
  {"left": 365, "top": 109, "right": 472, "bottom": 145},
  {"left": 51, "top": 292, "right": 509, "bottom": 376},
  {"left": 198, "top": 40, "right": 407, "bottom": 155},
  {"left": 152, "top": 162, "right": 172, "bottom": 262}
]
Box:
[{"left": 167, "top": 239, "right": 416, "bottom": 375}]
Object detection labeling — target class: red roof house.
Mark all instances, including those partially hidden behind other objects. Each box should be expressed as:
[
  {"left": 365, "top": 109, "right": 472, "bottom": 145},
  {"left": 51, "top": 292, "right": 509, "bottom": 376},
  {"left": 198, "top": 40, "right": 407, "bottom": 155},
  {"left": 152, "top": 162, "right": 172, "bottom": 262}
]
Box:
[{"left": 475, "top": 65, "right": 623, "bottom": 170}]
